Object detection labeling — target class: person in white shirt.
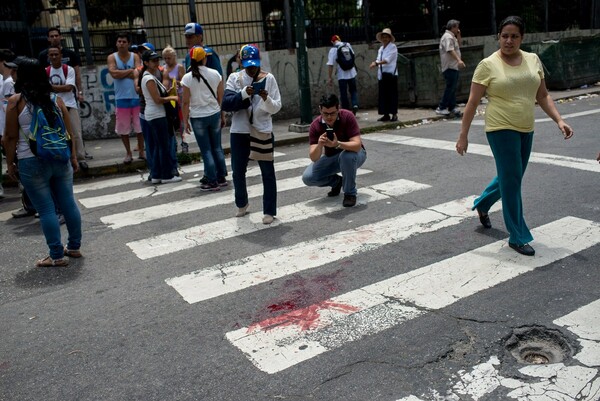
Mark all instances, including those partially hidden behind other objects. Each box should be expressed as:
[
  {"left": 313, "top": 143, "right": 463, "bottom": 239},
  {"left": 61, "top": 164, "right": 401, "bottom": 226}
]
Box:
[
  {"left": 327, "top": 35, "right": 358, "bottom": 115},
  {"left": 0, "top": 49, "right": 17, "bottom": 198},
  {"left": 436, "top": 19, "right": 466, "bottom": 116},
  {"left": 222, "top": 44, "right": 282, "bottom": 224},
  {"left": 47, "top": 46, "right": 87, "bottom": 169},
  {"left": 369, "top": 28, "right": 398, "bottom": 122},
  {"left": 181, "top": 46, "right": 227, "bottom": 191}
]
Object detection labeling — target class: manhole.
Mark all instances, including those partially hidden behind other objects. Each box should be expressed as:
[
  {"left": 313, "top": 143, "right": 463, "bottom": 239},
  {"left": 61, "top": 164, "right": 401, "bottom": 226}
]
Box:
[{"left": 505, "top": 326, "right": 575, "bottom": 365}]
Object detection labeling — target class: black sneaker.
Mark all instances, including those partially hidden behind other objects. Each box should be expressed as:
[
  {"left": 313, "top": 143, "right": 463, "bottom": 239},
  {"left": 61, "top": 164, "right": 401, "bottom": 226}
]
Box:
[
  {"left": 327, "top": 175, "right": 343, "bottom": 197},
  {"left": 377, "top": 115, "right": 390, "bottom": 122},
  {"left": 343, "top": 194, "right": 357, "bottom": 207},
  {"left": 352, "top": 105, "right": 359, "bottom": 116},
  {"left": 217, "top": 176, "right": 228, "bottom": 187},
  {"left": 199, "top": 176, "right": 209, "bottom": 185},
  {"left": 181, "top": 142, "right": 189, "bottom": 154},
  {"left": 200, "top": 182, "right": 220, "bottom": 191}
]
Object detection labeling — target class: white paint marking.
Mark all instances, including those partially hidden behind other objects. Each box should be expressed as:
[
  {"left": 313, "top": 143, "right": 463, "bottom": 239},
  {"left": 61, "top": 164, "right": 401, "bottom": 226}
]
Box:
[
  {"left": 100, "top": 169, "right": 372, "bottom": 229},
  {"left": 79, "top": 157, "right": 309, "bottom": 209},
  {"left": 554, "top": 298, "right": 600, "bottom": 367},
  {"left": 225, "top": 217, "right": 600, "bottom": 374},
  {"left": 72, "top": 151, "right": 286, "bottom": 194},
  {"left": 365, "top": 134, "right": 600, "bottom": 173},
  {"left": 453, "top": 108, "right": 600, "bottom": 126},
  {"left": 166, "top": 196, "right": 491, "bottom": 304},
  {"left": 128, "top": 179, "right": 431, "bottom": 259}
]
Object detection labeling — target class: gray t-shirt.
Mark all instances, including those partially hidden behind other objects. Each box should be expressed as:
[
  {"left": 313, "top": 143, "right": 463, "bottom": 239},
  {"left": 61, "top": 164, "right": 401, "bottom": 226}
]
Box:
[{"left": 439, "top": 30, "right": 461, "bottom": 72}]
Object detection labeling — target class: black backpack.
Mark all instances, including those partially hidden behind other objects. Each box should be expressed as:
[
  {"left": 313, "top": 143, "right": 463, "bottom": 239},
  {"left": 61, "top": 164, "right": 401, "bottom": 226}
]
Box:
[{"left": 336, "top": 42, "right": 355, "bottom": 71}]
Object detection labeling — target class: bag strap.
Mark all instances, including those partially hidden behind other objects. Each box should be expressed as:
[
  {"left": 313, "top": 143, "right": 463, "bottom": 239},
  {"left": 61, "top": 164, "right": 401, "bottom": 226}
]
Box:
[{"left": 197, "top": 71, "right": 217, "bottom": 100}]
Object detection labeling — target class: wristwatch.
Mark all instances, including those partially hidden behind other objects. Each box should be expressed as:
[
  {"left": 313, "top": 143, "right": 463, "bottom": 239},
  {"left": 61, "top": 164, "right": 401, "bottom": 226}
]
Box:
[{"left": 336, "top": 142, "right": 342, "bottom": 150}]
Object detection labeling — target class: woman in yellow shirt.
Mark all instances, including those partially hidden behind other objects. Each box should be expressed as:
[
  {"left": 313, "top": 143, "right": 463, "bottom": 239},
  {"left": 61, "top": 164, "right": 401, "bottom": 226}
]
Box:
[{"left": 456, "top": 16, "right": 574, "bottom": 256}]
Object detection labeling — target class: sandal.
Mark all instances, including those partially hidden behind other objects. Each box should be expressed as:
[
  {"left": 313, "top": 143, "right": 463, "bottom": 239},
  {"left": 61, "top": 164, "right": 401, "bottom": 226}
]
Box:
[
  {"left": 64, "top": 247, "right": 82, "bottom": 258},
  {"left": 123, "top": 155, "right": 133, "bottom": 164},
  {"left": 36, "top": 256, "right": 69, "bottom": 267},
  {"left": 476, "top": 208, "right": 492, "bottom": 229}
]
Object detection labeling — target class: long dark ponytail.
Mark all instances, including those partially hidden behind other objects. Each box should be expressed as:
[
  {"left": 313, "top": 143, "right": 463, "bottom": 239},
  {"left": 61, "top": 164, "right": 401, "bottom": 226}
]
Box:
[{"left": 14, "top": 57, "right": 58, "bottom": 125}]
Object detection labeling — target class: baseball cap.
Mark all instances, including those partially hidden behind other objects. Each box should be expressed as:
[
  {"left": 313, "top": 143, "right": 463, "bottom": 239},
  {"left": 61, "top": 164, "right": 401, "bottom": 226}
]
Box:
[
  {"left": 331, "top": 35, "right": 341, "bottom": 43},
  {"left": 4, "top": 61, "right": 18, "bottom": 69},
  {"left": 141, "top": 50, "right": 161, "bottom": 62},
  {"left": 184, "top": 22, "right": 203, "bottom": 36},
  {"left": 240, "top": 44, "right": 260, "bottom": 68},
  {"left": 189, "top": 46, "right": 207, "bottom": 62},
  {"left": 139, "top": 42, "right": 155, "bottom": 51}
]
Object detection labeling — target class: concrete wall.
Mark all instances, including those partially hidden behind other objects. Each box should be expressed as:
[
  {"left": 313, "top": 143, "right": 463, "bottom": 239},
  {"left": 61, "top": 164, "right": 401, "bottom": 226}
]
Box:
[{"left": 79, "top": 28, "right": 600, "bottom": 139}]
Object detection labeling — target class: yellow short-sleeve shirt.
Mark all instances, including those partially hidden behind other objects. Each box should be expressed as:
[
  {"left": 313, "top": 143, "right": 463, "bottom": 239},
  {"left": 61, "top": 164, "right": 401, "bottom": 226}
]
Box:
[{"left": 472, "top": 50, "right": 544, "bottom": 133}]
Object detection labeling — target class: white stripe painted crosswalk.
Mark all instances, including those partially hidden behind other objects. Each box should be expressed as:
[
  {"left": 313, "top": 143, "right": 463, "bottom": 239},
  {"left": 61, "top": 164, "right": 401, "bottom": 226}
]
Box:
[
  {"left": 224, "top": 217, "right": 600, "bottom": 374},
  {"left": 78, "top": 157, "right": 310, "bottom": 209},
  {"left": 364, "top": 134, "right": 600, "bottom": 173},
  {"left": 165, "top": 196, "right": 499, "bottom": 304},
  {"left": 127, "top": 179, "right": 431, "bottom": 260},
  {"left": 100, "top": 169, "right": 372, "bottom": 229}
]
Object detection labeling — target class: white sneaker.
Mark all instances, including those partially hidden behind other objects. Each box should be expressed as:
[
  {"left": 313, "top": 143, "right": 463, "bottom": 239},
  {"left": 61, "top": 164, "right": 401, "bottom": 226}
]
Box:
[
  {"left": 435, "top": 107, "right": 450, "bottom": 116},
  {"left": 450, "top": 108, "right": 462, "bottom": 115},
  {"left": 0, "top": 184, "right": 4, "bottom": 198},
  {"left": 162, "top": 176, "right": 183, "bottom": 184},
  {"left": 236, "top": 204, "right": 249, "bottom": 217},
  {"left": 262, "top": 214, "right": 274, "bottom": 225},
  {"left": 151, "top": 178, "right": 162, "bottom": 184}
]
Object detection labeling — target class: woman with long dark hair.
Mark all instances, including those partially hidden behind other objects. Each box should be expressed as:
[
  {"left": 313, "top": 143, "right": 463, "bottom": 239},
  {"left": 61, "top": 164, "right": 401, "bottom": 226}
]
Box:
[
  {"left": 181, "top": 46, "right": 227, "bottom": 191},
  {"left": 2, "top": 57, "right": 82, "bottom": 267},
  {"left": 138, "top": 50, "right": 181, "bottom": 184}
]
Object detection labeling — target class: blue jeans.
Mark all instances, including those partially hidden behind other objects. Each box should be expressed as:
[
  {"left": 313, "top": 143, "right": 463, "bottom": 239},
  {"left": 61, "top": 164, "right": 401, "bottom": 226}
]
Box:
[
  {"left": 190, "top": 112, "right": 227, "bottom": 182},
  {"left": 302, "top": 148, "right": 367, "bottom": 196},
  {"left": 140, "top": 118, "right": 155, "bottom": 178},
  {"left": 230, "top": 132, "right": 277, "bottom": 216},
  {"left": 473, "top": 130, "right": 534, "bottom": 245},
  {"left": 147, "top": 117, "right": 176, "bottom": 180},
  {"left": 439, "top": 68, "right": 459, "bottom": 111},
  {"left": 18, "top": 157, "right": 82, "bottom": 260},
  {"left": 338, "top": 78, "right": 358, "bottom": 111}
]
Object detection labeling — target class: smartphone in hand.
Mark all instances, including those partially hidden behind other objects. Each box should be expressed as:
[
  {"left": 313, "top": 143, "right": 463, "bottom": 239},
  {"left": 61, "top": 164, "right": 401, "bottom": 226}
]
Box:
[
  {"left": 325, "top": 127, "right": 335, "bottom": 141},
  {"left": 251, "top": 79, "right": 266, "bottom": 93}
]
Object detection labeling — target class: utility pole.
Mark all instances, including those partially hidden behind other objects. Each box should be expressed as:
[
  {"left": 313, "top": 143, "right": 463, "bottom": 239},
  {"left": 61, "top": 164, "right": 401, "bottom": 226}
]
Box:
[
  {"left": 294, "top": 0, "right": 312, "bottom": 124},
  {"left": 77, "top": 0, "right": 94, "bottom": 66},
  {"left": 188, "top": 0, "right": 197, "bottom": 23}
]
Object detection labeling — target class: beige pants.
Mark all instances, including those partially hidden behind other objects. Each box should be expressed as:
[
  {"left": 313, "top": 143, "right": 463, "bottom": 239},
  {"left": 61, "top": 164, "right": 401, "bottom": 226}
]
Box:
[{"left": 67, "top": 107, "right": 85, "bottom": 160}]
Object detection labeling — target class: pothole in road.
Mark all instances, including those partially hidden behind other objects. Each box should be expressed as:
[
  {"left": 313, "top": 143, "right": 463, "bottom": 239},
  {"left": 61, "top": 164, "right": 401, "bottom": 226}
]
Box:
[{"left": 504, "top": 326, "right": 575, "bottom": 365}]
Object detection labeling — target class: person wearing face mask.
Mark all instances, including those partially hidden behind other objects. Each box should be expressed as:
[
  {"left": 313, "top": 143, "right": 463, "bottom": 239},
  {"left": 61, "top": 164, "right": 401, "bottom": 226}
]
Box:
[
  {"left": 456, "top": 16, "right": 574, "bottom": 257},
  {"left": 222, "top": 44, "right": 281, "bottom": 225}
]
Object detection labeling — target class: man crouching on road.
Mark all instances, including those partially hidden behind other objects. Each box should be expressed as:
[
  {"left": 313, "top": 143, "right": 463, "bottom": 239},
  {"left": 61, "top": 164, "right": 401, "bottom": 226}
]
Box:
[{"left": 302, "top": 93, "right": 367, "bottom": 207}]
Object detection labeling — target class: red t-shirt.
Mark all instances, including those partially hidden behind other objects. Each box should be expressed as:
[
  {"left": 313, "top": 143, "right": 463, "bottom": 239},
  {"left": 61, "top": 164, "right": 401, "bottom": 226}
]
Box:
[{"left": 308, "top": 109, "right": 363, "bottom": 157}]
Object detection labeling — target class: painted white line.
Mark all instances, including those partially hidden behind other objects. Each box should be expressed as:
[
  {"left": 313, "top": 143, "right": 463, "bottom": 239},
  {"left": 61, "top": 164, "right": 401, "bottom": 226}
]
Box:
[
  {"left": 364, "top": 134, "right": 600, "bottom": 173},
  {"left": 453, "top": 109, "right": 600, "bottom": 126},
  {"left": 0, "top": 210, "right": 15, "bottom": 222},
  {"left": 225, "top": 216, "right": 600, "bottom": 374},
  {"left": 166, "top": 196, "right": 493, "bottom": 304},
  {"left": 79, "top": 157, "right": 309, "bottom": 209},
  {"left": 72, "top": 151, "right": 286, "bottom": 194},
  {"left": 554, "top": 299, "right": 600, "bottom": 367},
  {"left": 100, "top": 169, "right": 372, "bottom": 229},
  {"left": 128, "top": 179, "right": 431, "bottom": 259}
]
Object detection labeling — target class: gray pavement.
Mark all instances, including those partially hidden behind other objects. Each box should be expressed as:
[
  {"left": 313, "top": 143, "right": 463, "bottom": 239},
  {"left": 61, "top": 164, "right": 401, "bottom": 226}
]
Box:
[{"left": 4, "top": 86, "right": 599, "bottom": 182}]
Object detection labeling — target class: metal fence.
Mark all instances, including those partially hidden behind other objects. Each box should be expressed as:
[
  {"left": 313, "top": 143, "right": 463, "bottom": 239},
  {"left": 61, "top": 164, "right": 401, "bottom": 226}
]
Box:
[{"left": 2, "top": 0, "right": 599, "bottom": 63}]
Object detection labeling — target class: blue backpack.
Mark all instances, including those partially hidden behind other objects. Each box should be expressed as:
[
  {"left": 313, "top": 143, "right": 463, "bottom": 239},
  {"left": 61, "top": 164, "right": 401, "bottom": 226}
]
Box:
[{"left": 25, "top": 95, "right": 72, "bottom": 162}]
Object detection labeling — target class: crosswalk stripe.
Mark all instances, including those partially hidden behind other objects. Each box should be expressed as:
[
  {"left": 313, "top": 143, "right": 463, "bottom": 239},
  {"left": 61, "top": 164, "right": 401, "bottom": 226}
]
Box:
[
  {"left": 127, "top": 179, "right": 431, "bottom": 260},
  {"left": 79, "top": 157, "right": 310, "bottom": 209},
  {"left": 364, "top": 134, "right": 600, "bottom": 173},
  {"left": 554, "top": 299, "right": 600, "bottom": 367},
  {"left": 100, "top": 169, "right": 372, "bottom": 229},
  {"left": 73, "top": 151, "right": 286, "bottom": 194},
  {"left": 461, "top": 108, "right": 600, "bottom": 126},
  {"left": 225, "top": 216, "right": 600, "bottom": 374},
  {"left": 166, "top": 196, "right": 496, "bottom": 304}
]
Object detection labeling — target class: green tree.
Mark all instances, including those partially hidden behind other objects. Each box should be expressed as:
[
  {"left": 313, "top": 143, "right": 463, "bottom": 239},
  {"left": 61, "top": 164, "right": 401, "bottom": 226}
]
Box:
[{"left": 49, "top": 0, "right": 143, "bottom": 25}]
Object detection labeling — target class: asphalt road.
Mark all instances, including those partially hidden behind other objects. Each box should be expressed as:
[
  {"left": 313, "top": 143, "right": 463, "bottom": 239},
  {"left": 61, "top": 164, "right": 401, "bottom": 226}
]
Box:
[{"left": 1, "top": 95, "right": 599, "bottom": 401}]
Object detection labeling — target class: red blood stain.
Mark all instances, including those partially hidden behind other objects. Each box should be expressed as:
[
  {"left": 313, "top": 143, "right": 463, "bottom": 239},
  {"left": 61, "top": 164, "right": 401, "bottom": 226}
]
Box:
[
  {"left": 267, "top": 300, "right": 296, "bottom": 312},
  {"left": 248, "top": 300, "right": 359, "bottom": 333}
]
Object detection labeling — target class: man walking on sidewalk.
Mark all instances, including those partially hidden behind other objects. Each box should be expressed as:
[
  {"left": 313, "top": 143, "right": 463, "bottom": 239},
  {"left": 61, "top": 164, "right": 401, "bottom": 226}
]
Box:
[
  {"left": 327, "top": 35, "right": 359, "bottom": 115},
  {"left": 436, "top": 19, "right": 466, "bottom": 116}
]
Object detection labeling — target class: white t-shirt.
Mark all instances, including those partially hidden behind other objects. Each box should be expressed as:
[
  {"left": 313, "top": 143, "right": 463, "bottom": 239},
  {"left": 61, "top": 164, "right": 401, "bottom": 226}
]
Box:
[
  {"left": 141, "top": 72, "right": 166, "bottom": 121},
  {"left": 181, "top": 66, "right": 222, "bottom": 118},
  {"left": 376, "top": 43, "right": 398, "bottom": 79},
  {"left": 48, "top": 65, "right": 78, "bottom": 108},
  {"left": 0, "top": 75, "right": 5, "bottom": 137},
  {"left": 327, "top": 42, "right": 357, "bottom": 80}
]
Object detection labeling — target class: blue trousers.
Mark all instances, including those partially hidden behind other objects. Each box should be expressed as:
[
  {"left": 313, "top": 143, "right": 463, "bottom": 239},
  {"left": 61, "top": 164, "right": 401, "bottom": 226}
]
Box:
[
  {"left": 191, "top": 112, "right": 227, "bottom": 183},
  {"left": 473, "top": 130, "right": 534, "bottom": 245},
  {"left": 438, "top": 68, "right": 459, "bottom": 111},
  {"left": 230, "top": 132, "right": 277, "bottom": 216},
  {"left": 18, "top": 157, "right": 82, "bottom": 259},
  {"left": 338, "top": 78, "right": 358, "bottom": 111},
  {"left": 302, "top": 148, "right": 367, "bottom": 196}
]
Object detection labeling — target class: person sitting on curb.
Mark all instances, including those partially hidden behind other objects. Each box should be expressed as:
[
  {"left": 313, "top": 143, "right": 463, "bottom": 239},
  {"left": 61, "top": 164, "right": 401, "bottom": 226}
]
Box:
[{"left": 302, "top": 93, "right": 367, "bottom": 207}]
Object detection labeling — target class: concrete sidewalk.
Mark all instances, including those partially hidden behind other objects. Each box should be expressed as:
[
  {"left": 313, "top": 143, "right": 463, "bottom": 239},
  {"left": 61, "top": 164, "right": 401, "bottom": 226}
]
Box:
[{"left": 4, "top": 86, "right": 599, "bottom": 182}]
